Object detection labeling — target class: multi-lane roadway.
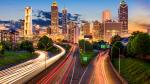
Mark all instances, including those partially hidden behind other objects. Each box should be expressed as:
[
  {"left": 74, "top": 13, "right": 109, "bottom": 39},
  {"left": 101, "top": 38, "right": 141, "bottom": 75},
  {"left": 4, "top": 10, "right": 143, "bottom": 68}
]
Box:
[
  {"left": 0, "top": 44, "right": 127, "bottom": 84},
  {"left": 27, "top": 45, "right": 126, "bottom": 84},
  {"left": 27, "top": 44, "right": 86, "bottom": 84},
  {"left": 0, "top": 44, "right": 66, "bottom": 84},
  {"left": 88, "top": 51, "right": 127, "bottom": 84}
]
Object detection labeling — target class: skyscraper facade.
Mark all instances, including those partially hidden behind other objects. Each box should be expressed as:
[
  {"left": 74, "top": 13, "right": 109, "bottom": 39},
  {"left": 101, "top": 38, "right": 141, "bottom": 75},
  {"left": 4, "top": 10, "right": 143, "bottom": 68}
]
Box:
[
  {"left": 82, "top": 21, "right": 91, "bottom": 35},
  {"left": 68, "top": 21, "right": 77, "bottom": 43},
  {"left": 102, "top": 10, "right": 111, "bottom": 22},
  {"left": 62, "top": 8, "right": 68, "bottom": 34},
  {"left": 24, "top": 6, "right": 32, "bottom": 38},
  {"left": 118, "top": 0, "right": 128, "bottom": 33},
  {"left": 92, "top": 21, "right": 101, "bottom": 41},
  {"left": 51, "top": 1, "right": 59, "bottom": 34},
  {"left": 102, "top": 20, "right": 122, "bottom": 42}
]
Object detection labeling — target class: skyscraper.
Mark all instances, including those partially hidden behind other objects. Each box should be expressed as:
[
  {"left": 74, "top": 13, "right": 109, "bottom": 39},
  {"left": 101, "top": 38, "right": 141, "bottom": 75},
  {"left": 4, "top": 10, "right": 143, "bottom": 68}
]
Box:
[
  {"left": 62, "top": 8, "right": 67, "bottom": 34},
  {"left": 82, "top": 21, "right": 91, "bottom": 35},
  {"left": 118, "top": 0, "right": 128, "bottom": 33},
  {"left": 93, "top": 21, "right": 101, "bottom": 41},
  {"left": 51, "top": 1, "right": 59, "bottom": 34},
  {"left": 102, "top": 20, "right": 122, "bottom": 42},
  {"left": 24, "top": 6, "right": 32, "bottom": 38},
  {"left": 68, "top": 21, "right": 77, "bottom": 43},
  {"left": 102, "top": 10, "right": 111, "bottom": 22}
]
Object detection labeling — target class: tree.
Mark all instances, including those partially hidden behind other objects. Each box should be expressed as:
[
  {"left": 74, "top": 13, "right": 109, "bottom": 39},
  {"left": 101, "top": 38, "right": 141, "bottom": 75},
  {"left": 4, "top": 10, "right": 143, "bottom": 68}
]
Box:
[
  {"left": 93, "top": 42, "right": 99, "bottom": 50},
  {"left": 20, "top": 40, "right": 34, "bottom": 52},
  {"left": 0, "top": 42, "right": 5, "bottom": 55},
  {"left": 127, "top": 31, "right": 143, "bottom": 57},
  {"left": 37, "top": 36, "right": 53, "bottom": 51},
  {"left": 1, "top": 41, "right": 13, "bottom": 51},
  {"left": 132, "top": 33, "right": 150, "bottom": 57},
  {"left": 127, "top": 40, "right": 134, "bottom": 56},
  {"left": 127, "top": 32, "right": 150, "bottom": 58},
  {"left": 79, "top": 39, "right": 93, "bottom": 51},
  {"left": 110, "top": 35, "right": 121, "bottom": 45},
  {"left": 111, "top": 41, "right": 124, "bottom": 58},
  {"left": 130, "top": 31, "right": 142, "bottom": 40}
]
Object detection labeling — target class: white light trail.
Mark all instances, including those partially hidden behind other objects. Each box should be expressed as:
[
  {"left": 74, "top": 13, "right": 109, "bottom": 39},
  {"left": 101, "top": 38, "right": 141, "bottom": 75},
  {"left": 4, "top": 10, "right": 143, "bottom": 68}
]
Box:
[{"left": 0, "top": 44, "right": 66, "bottom": 84}]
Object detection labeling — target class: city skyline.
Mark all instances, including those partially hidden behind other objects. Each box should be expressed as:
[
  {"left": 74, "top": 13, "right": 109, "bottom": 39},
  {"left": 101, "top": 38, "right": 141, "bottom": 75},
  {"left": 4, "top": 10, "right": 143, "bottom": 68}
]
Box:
[
  {"left": 0, "top": 0, "right": 149, "bottom": 20},
  {"left": 0, "top": 1, "right": 150, "bottom": 84},
  {"left": 0, "top": 0, "right": 149, "bottom": 32}
]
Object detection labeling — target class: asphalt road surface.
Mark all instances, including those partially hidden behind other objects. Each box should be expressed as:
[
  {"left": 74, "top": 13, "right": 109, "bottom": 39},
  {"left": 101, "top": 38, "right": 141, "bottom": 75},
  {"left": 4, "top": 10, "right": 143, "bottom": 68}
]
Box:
[{"left": 89, "top": 51, "right": 126, "bottom": 84}]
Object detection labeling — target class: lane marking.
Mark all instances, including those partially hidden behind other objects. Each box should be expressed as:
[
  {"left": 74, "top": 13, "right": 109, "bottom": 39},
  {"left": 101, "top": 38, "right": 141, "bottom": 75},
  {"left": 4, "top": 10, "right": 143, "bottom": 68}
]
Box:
[
  {"left": 78, "top": 66, "right": 88, "bottom": 84},
  {"left": 70, "top": 57, "right": 77, "bottom": 84}
]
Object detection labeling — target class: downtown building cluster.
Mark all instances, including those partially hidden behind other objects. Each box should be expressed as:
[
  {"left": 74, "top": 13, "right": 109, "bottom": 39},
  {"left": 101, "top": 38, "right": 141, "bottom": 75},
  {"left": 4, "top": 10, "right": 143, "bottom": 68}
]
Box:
[
  {"left": 0, "top": 0, "right": 128, "bottom": 43},
  {"left": 80, "top": 0, "right": 128, "bottom": 42},
  {"left": 23, "top": 0, "right": 128, "bottom": 43},
  {"left": 5, "top": 1, "right": 79, "bottom": 43}
]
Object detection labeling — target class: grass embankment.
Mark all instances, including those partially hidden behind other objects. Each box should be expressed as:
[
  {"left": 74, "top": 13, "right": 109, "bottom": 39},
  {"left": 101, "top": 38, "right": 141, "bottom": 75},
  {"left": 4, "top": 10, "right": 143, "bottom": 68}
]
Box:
[
  {"left": 112, "top": 58, "right": 150, "bottom": 84},
  {"left": 80, "top": 51, "right": 97, "bottom": 65},
  {"left": 0, "top": 51, "right": 36, "bottom": 67}
]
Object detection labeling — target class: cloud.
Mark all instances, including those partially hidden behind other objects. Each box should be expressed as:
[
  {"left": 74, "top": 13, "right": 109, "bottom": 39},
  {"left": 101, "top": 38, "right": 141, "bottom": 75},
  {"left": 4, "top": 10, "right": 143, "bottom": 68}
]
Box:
[
  {"left": 32, "top": 10, "right": 79, "bottom": 27},
  {"left": 33, "top": 10, "right": 50, "bottom": 20}
]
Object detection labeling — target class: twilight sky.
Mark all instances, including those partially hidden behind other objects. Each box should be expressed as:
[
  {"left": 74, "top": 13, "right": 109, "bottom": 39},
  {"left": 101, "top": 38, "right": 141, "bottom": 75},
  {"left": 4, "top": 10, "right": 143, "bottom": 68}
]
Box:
[{"left": 0, "top": 0, "right": 150, "bottom": 32}]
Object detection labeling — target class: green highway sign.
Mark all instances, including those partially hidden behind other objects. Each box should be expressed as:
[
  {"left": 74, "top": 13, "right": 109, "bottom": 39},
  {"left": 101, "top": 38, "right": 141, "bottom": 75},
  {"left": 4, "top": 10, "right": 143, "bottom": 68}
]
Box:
[
  {"left": 83, "top": 57, "right": 88, "bottom": 62},
  {"left": 101, "top": 45, "right": 106, "bottom": 49}
]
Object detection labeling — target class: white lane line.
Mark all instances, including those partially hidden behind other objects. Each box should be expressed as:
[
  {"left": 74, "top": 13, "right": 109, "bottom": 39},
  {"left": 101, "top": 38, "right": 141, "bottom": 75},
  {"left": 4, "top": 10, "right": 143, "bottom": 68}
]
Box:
[
  {"left": 78, "top": 66, "right": 88, "bottom": 84},
  {"left": 70, "top": 57, "right": 76, "bottom": 84}
]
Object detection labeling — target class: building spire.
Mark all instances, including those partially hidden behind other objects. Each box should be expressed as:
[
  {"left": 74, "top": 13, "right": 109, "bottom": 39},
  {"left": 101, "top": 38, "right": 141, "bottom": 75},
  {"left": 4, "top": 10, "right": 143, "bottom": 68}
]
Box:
[
  {"left": 120, "top": 0, "right": 126, "bottom": 4},
  {"left": 52, "top": 0, "right": 57, "bottom": 6}
]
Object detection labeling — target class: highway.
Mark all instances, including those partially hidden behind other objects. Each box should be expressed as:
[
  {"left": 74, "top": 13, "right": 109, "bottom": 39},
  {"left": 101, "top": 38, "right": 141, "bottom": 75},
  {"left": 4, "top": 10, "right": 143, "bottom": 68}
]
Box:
[
  {"left": 0, "top": 44, "right": 66, "bottom": 84},
  {"left": 64, "top": 46, "right": 85, "bottom": 84},
  {"left": 35, "top": 44, "right": 76, "bottom": 84},
  {"left": 33, "top": 44, "right": 86, "bottom": 84},
  {"left": 89, "top": 51, "right": 126, "bottom": 84}
]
